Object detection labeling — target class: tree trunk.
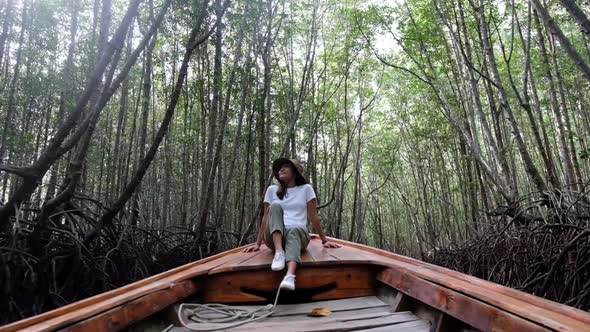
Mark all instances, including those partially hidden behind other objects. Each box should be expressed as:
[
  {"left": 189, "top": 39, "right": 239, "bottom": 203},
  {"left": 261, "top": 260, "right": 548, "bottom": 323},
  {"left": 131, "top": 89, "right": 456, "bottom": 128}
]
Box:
[
  {"left": 0, "top": 0, "right": 14, "bottom": 82},
  {"left": 559, "top": 0, "right": 590, "bottom": 37},
  {"left": 0, "top": 0, "right": 143, "bottom": 226},
  {"left": 478, "top": 0, "right": 547, "bottom": 193},
  {"left": 349, "top": 100, "right": 363, "bottom": 243},
  {"left": 257, "top": 0, "right": 273, "bottom": 218},
  {"left": 195, "top": 0, "right": 226, "bottom": 244},
  {"left": 88, "top": 0, "right": 212, "bottom": 243},
  {"left": 0, "top": 0, "right": 28, "bottom": 164},
  {"left": 530, "top": 0, "right": 590, "bottom": 83},
  {"left": 108, "top": 17, "right": 135, "bottom": 203},
  {"left": 518, "top": 3, "right": 561, "bottom": 188},
  {"left": 549, "top": 33, "right": 584, "bottom": 186},
  {"left": 130, "top": 20, "right": 157, "bottom": 226},
  {"left": 534, "top": 10, "right": 577, "bottom": 186},
  {"left": 215, "top": 0, "right": 250, "bottom": 234},
  {"left": 45, "top": 0, "right": 80, "bottom": 201}
]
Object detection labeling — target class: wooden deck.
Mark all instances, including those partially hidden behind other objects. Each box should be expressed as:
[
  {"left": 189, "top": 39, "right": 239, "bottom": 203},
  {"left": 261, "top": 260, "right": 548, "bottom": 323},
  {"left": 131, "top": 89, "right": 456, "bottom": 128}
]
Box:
[
  {"left": 208, "top": 238, "right": 377, "bottom": 274},
  {"left": 170, "top": 296, "right": 431, "bottom": 332},
  {"left": 3, "top": 236, "right": 590, "bottom": 332}
]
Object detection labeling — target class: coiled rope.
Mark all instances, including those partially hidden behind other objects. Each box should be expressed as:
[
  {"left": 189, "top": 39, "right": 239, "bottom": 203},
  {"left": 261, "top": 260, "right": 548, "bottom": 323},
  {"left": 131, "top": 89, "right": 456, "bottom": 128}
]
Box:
[{"left": 163, "top": 287, "right": 282, "bottom": 331}]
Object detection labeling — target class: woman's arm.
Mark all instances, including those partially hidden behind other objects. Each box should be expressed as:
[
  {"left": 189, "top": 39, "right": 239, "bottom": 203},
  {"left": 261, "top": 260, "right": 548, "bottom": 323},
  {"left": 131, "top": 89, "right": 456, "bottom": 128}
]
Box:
[
  {"left": 244, "top": 203, "right": 270, "bottom": 252},
  {"left": 307, "top": 199, "right": 340, "bottom": 248},
  {"left": 256, "top": 203, "right": 270, "bottom": 246}
]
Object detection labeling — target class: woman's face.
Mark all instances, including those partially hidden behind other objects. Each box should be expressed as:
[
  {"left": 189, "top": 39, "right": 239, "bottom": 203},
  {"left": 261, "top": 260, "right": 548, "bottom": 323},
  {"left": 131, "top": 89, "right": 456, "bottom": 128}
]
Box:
[{"left": 278, "top": 164, "right": 294, "bottom": 183}]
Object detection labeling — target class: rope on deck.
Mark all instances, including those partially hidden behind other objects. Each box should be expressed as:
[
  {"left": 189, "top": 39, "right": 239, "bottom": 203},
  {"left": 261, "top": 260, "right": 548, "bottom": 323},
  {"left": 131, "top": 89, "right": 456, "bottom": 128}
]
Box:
[{"left": 163, "top": 287, "right": 282, "bottom": 331}]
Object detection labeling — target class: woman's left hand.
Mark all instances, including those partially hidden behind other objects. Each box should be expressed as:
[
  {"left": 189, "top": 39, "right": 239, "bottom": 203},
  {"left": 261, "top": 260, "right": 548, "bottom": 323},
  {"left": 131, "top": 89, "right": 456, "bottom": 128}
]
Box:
[{"left": 323, "top": 241, "right": 340, "bottom": 248}]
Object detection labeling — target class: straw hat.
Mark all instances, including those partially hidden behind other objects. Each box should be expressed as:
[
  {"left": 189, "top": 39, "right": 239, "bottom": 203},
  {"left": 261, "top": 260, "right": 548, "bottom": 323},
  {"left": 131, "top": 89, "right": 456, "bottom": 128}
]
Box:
[{"left": 272, "top": 158, "right": 308, "bottom": 185}]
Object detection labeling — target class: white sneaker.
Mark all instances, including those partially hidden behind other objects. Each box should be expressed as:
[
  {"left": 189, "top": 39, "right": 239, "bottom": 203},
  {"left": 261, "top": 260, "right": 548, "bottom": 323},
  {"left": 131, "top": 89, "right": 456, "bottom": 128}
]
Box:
[
  {"left": 280, "top": 274, "right": 296, "bottom": 290},
  {"left": 271, "top": 251, "right": 285, "bottom": 271}
]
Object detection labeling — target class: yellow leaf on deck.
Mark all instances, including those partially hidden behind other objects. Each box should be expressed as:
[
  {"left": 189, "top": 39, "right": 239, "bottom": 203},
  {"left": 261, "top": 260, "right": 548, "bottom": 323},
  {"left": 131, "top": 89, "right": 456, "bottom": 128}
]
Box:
[{"left": 309, "top": 308, "right": 332, "bottom": 317}]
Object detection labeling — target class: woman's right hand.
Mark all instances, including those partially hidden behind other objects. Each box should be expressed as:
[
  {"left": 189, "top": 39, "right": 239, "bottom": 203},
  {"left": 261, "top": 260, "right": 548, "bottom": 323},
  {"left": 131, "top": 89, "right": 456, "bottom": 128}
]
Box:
[{"left": 243, "top": 244, "right": 261, "bottom": 253}]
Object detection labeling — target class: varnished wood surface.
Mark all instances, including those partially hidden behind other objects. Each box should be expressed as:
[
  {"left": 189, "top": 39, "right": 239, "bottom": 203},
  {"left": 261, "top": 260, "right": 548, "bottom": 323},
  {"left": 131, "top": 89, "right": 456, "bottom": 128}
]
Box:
[
  {"left": 328, "top": 237, "right": 590, "bottom": 326},
  {"left": 3, "top": 235, "right": 590, "bottom": 332},
  {"left": 201, "top": 265, "right": 378, "bottom": 303},
  {"left": 61, "top": 279, "right": 199, "bottom": 332},
  {"left": 209, "top": 240, "right": 343, "bottom": 274},
  {"left": 209, "top": 237, "right": 590, "bottom": 331},
  {"left": 378, "top": 268, "right": 548, "bottom": 332},
  {"left": 325, "top": 237, "right": 590, "bottom": 332},
  {"left": 0, "top": 245, "right": 256, "bottom": 332}
]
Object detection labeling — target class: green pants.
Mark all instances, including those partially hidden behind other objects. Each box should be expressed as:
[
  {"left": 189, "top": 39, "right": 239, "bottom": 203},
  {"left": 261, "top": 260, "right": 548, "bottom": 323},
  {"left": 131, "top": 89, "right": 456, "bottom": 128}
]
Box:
[{"left": 263, "top": 202, "right": 310, "bottom": 264}]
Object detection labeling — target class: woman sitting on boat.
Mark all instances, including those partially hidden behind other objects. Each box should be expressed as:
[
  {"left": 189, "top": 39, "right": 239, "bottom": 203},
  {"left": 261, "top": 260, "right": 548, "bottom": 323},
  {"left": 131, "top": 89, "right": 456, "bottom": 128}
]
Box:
[{"left": 244, "top": 158, "right": 340, "bottom": 290}]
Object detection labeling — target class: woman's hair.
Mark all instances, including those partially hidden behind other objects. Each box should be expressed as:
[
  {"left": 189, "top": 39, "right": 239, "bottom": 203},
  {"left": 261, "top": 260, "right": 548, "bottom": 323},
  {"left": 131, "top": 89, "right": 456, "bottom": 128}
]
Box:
[{"left": 276, "top": 182, "right": 288, "bottom": 200}]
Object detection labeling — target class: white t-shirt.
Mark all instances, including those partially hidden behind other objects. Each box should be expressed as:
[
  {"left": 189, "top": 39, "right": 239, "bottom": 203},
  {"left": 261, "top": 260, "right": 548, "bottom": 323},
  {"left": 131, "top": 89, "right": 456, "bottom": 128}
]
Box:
[{"left": 263, "top": 184, "right": 317, "bottom": 229}]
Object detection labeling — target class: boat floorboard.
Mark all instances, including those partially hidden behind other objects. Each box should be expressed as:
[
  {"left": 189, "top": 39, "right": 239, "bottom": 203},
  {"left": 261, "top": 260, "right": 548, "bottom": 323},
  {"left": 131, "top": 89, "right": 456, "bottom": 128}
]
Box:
[{"left": 170, "top": 296, "right": 430, "bottom": 331}]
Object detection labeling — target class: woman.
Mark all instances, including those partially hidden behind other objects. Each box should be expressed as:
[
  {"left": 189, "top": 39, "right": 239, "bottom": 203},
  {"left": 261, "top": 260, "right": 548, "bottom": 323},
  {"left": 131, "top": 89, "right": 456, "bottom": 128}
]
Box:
[{"left": 244, "top": 158, "right": 340, "bottom": 290}]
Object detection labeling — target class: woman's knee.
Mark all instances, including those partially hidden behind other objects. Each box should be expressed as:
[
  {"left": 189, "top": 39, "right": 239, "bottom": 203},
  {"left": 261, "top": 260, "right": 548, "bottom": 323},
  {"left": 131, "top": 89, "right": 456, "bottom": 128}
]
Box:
[
  {"left": 270, "top": 202, "right": 283, "bottom": 212},
  {"left": 284, "top": 241, "right": 302, "bottom": 263},
  {"left": 285, "top": 230, "right": 304, "bottom": 249}
]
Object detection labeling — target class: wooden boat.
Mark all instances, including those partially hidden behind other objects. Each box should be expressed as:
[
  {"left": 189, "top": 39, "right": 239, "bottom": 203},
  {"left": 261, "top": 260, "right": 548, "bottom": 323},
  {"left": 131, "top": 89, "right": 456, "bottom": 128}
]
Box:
[{"left": 2, "top": 235, "right": 590, "bottom": 332}]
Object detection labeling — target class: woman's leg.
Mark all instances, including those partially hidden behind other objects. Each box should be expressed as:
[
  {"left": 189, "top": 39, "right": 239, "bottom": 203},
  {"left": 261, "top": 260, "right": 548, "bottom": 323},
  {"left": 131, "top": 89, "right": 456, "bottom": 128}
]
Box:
[
  {"left": 264, "top": 203, "right": 288, "bottom": 271},
  {"left": 263, "top": 202, "right": 285, "bottom": 251},
  {"left": 284, "top": 228, "right": 310, "bottom": 274},
  {"left": 279, "top": 228, "right": 310, "bottom": 290},
  {"left": 273, "top": 232, "right": 283, "bottom": 252},
  {"left": 286, "top": 261, "right": 298, "bottom": 275}
]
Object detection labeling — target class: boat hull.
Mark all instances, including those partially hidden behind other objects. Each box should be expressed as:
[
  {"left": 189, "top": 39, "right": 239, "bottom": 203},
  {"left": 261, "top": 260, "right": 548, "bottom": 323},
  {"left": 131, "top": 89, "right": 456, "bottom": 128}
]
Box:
[{"left": 2, "top": 236, "right": 590, "bottom": 332}]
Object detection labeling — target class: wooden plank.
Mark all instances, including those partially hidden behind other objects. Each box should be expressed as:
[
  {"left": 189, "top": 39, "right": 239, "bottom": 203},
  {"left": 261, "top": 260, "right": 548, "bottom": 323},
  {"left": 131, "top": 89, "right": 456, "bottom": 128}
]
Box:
[
  {"left": 407, "top": 267, "right": 589, "bottom": 331},
  {"left": 236, "top": 296, "right": 389, "bottom": 317},
  {"left": 377, "top": 268, "right": 550, "bottom": 332},
  {"left": 300, "top": 247, "right": 315, "bottom": 263},
  {"left": 324, "top": 236, "right": 590, "bottom": 326},
  {"left": 322, "top": 236, "right": 590, "bottom": 331},
  {"left": 308, "top": 264, "right": 379, "bottom": 301},
  {"left": 310, "top": 288, "right": 376, "bottom": 302},
  {"left": 1, "top": 245, "right": 252, "bottom": 332},
  {"left": 326, "top": 244, "right": 383, "bottom": 264},
  {"left": 316, "top": 240, "right": 590, "bottom": 330},
  {"left": 2, "top": 246, "right": 252, "bottom": 332},
  {"left": 202, "top": 266, "right": 378, "bottom": 303},
  {"left": 22, "top": 279, "right": 197, "bottom": 332},
  {"left": 261, "top": 307, "right": 396, "bottom": 323},
  {"left": 209, "top": 239, "right": 357, "bottom": 275},
  {"left": 313, "top": 238, "right": 590, "bottom": 331},
  {"left": 236, "top": 312, "right": 419, "bottom": 331},
  {"left": 355, "top": 319, "right": 431, "bottom": 332},
  {"left": 209, "top": 246, "right": 272, "bottom": 274},
  {"left": 210, "top": 241, "right": 333, "bottom": 275},
  {"left": 13, "top": 249, "right": 261, "bottom": 332},
  {"left": 229, "top": 312, "right": 414, "bottom": 329},
  {"left": 62, "top": 280, "right": 198, "bottom": 332},
  {"left": 168, "top": 312, "right": 421, "bottom": 332},
  {"left": 228, "top": 312, "right": 419, "bottom": 331},
  {"left": 305, "top": 239, "right": 341, "bottom": 263},
  {"left": 278, "top": 311, "right": 410, "bottom": 324},
  {"left": 421, "top": 264, "right": 590, "bottom": 325}
]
